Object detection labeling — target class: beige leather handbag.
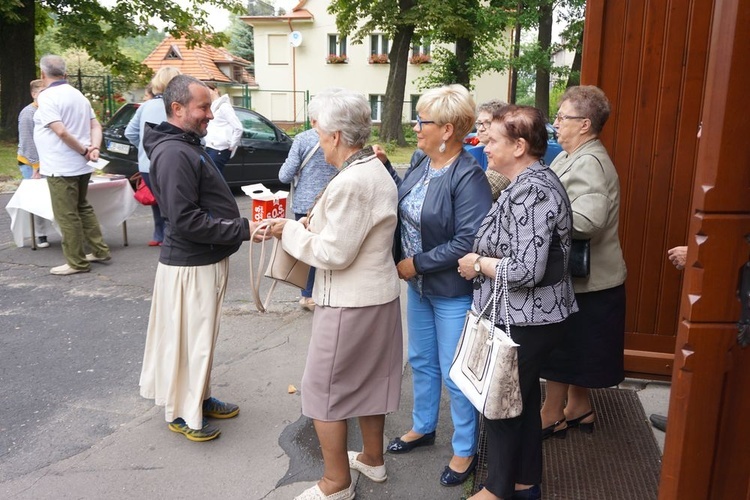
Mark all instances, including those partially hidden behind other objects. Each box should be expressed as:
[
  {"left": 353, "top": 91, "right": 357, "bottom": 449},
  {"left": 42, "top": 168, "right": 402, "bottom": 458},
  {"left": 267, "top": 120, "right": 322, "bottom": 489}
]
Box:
[{"left": 250, "top": 222, "right": 311, "bottom": 312}]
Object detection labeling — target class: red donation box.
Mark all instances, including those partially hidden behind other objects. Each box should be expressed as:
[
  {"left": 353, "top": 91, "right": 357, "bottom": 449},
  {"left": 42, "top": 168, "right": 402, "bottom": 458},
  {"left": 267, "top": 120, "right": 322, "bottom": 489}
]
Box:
[{"left": 241, "top": 183, "right": 289, "bottom": 222}]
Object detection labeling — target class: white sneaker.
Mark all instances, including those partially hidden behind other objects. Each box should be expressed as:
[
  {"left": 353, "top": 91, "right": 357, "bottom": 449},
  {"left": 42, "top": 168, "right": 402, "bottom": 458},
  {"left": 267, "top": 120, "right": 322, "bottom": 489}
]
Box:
[
  {"left": 37, "top": 237, "right": 50, "bottom": 248},
  {"left": 50, "top": 264, "right": 90, "bottom": 275},
  {"left": 85, "top": 253, "right": 111, "bottom": 262},
  {"left": 348, "top": 451, "right": 387, "bottom": 482},
  {"left": 294, "top": 483, "right": 355, "bottom": 500}
]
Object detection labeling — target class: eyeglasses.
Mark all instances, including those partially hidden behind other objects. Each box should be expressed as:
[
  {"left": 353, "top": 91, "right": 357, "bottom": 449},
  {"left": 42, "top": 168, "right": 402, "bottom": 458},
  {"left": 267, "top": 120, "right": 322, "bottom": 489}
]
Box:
[
  {"left": 475, "top": 120, "right": 491, "bottom": 130},
  {"left": 416, "top": 116, "right": 436, "bottom": 131},
  {"left": 554, "top": 113, "right": 587, "bottom": 122}
]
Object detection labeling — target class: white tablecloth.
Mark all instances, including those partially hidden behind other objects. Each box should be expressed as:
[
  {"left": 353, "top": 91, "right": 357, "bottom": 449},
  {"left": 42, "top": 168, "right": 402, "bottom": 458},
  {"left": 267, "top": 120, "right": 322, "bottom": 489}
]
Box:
[{"left": 5, "top": 177, "right": 138, "bottom": 248}]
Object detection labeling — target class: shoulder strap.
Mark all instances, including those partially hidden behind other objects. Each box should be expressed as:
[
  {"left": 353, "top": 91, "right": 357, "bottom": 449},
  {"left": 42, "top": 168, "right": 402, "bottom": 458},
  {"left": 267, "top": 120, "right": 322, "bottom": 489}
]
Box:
[
  {"left": 299, "top": 142, "right": 320, "bottom": 174},
  {"left": 579, "top": 153, "right": 605, "bottom": 172},
  {"left": 249, "top": 222, "right": 278, "bottom": 312}
]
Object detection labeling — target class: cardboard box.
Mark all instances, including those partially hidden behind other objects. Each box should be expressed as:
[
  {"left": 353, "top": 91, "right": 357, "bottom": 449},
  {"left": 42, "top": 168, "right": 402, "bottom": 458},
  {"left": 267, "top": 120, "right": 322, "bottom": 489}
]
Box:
[{"left": 241, "top": 183, "right": 289, "bottom": 222}]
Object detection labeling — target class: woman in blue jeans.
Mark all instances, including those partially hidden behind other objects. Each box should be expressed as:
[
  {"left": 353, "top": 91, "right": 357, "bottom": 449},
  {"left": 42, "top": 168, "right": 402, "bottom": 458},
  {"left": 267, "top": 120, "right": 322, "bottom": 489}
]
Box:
[
  {"left": 125, "top": 66, "right": 181, "bottom": 246},
  {"left": 378, "top": 84, "right": 492, "bottom": 487}
]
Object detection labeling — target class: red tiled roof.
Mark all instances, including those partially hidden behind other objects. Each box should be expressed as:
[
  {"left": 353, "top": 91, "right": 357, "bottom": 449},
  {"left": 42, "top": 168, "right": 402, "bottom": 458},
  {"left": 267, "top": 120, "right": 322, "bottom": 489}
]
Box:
[{"left": 142, "top": 36, "right": 257, "bottom": 86}]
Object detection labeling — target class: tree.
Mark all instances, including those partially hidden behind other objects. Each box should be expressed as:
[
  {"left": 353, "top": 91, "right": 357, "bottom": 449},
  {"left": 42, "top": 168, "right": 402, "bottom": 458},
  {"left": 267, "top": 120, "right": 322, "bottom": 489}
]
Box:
[
  {"left": 247, "top": 0, "right": 274, "bottom": 16},
  {"left": 228, "top": 1, "right": 276, "bottom": 74},
  {"left": 120, "top": 28, "right": 167, "bottom": 64},
  {"left": 0, "top": 0, "right": 244, "bottom": 139},
  {"left": 535, "top": 1, "right": 553, "bottom": 116},
  {"left": 329, "top": 0, "right": 516, "bottom": 144},
  {"left": 506, "top": 0, "right": 585, "bottom": 115},
  {"left": 557, "top": 0, "right": 586, "bottom": 88},
  {"left": 228, "top": 17, "right": 255, "bottom": 62},
  {"left": 329, "top": 0, "right": 422, "bottom": 145}
]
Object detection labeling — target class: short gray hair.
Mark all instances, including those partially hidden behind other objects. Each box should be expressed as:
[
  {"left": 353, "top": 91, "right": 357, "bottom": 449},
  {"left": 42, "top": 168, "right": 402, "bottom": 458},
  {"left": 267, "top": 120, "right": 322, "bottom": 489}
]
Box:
[
  {"left": 313, "top": 88, "right": 371, "bottom": 148},
  {"left": 40, "top": 55, "right": 66, "bottom": 78},
  {"left": 477, "top": 99, "right": 507, "bottom": 116},
  {"left": 560, "top": 85, "right": 611, "bottom": 134},
  {"left": 163, "top": 75, "right": 206, "bottom": 118}
]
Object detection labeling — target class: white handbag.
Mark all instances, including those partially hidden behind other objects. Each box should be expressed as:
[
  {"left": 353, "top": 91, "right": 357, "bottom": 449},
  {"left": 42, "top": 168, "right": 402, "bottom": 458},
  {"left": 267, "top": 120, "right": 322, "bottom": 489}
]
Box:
[{"left": 449, "top": 258, "right": 523, "bottom": 420}]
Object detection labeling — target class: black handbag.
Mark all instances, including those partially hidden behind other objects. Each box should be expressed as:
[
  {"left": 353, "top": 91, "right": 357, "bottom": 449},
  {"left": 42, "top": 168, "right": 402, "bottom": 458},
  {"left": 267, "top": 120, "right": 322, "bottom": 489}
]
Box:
[{"left": 570, "top": 239, "right": 591, "bottom": 278}]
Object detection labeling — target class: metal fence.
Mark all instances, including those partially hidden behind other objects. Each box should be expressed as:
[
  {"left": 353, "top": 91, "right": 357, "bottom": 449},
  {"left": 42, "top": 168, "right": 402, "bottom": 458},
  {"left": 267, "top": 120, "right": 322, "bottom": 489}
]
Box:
[{"left": 69, "top": 71, "right": 130, "bottom": 122}]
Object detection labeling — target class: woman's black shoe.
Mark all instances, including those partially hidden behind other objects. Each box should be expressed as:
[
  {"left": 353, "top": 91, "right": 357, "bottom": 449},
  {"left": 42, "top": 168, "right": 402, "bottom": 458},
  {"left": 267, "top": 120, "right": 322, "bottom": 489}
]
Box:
[
  {"left": 386, "top": 431, "right": 436, "bottom": 454},
  {"left": 439, "top": 455, "right": 478, "bottom": 487},
  {"left": 510, "top": 485, "right": 541, "bottom": 499},
  {"left": 541, "top": 418, "right": 567, "bottom": 440},
  {"left": 649, "top": 413, "right": 667, "bottom": 432},
  {"left": 567, "top": 410, "right": 596, "bottom": 434}
]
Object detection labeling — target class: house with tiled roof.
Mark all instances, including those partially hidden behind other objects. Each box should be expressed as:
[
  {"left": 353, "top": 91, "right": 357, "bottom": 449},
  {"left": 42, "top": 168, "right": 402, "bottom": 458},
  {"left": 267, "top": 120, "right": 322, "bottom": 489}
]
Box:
[
  {"left": 241, "top": 0, "right": 511, "bottom": 124},
  {"left": 142, "top": 36, "right": 257, "bottom": 105}
]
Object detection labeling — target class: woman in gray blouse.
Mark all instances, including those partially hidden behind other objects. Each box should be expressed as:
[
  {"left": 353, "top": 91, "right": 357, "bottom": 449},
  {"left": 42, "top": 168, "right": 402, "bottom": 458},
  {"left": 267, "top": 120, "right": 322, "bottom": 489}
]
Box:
[{"left": 540, "top": 86, "right": 627, "bottom": 440}]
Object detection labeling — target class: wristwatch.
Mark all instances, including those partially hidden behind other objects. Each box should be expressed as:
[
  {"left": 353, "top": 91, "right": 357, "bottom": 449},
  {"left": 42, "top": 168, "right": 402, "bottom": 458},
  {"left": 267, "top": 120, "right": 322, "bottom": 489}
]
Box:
[{"left": 473, "top": 256, "right": 484, "bottom": 274}]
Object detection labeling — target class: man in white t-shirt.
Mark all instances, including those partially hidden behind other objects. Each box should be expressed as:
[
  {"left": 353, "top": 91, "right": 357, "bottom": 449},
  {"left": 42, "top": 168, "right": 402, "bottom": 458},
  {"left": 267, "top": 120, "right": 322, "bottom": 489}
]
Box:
[{"left": 34, "top": 54, "right": 111, "bottom": 275}]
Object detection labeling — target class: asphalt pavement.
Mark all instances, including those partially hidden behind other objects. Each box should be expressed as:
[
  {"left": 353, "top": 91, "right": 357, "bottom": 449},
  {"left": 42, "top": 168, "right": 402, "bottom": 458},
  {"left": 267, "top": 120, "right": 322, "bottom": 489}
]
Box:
[{"left": 0, "top": 188, "right": 668, "bottom": 499}]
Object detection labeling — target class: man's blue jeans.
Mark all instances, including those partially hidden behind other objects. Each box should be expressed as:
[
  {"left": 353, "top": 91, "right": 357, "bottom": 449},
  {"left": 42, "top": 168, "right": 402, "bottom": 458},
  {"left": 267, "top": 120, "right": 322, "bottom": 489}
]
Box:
[
  {"left": 140, "top": 172, "right": 164, "bottom": 243},
  {"left": 406, "top": 285, "right": 478, "bottom": 457},
  {"left": 206, "top": 147, "right": 230, "bottom": 175}
]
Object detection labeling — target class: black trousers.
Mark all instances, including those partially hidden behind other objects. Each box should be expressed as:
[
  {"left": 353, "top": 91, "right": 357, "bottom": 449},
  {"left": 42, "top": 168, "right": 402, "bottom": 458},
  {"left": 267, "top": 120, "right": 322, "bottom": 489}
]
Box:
[{"left": 483, "top": 322, "right": 564, "bottom": 498}]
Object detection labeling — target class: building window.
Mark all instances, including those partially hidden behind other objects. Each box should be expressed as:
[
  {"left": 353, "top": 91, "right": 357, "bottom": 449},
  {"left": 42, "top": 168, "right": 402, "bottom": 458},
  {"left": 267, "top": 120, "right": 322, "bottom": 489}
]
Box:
[
  {"left": 370, "top": 34, "right": 389, "bottom": 56},
  {"left": 410, "top": 42, "right": 432, "bottom": 64},
  {"left": 165, "top": 45, "right": 183, "bottom": 60},
  {"left": 269, "top": 34, "right": 290, "bottom": 65},
  {"left": 327, "top": 34, "right": 348, "bottom": 63},
  {"left": 410, "top": 95, "right": 421, "bottom": 121},
  {"left": 370, "top": 95, "right": 385, "bottom": 122},
  {"left": 412, "top": 42, "right": 431, "bottom": 56},
  {"left": 369, "top": 34, "right": 389, "bottom": 64}
]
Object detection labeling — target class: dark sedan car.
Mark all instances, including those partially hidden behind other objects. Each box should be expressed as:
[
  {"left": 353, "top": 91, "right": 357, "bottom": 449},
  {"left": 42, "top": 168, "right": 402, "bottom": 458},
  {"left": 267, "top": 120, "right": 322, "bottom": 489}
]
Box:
[{"left": 100, "top": 103, "right": 293, "bottom": 188}]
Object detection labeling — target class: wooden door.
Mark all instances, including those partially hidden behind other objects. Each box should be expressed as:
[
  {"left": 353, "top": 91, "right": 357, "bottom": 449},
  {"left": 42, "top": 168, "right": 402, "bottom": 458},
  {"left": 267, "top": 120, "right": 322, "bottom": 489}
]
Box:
[
  {"left": 658, "top": 0, "right": 750, "bottom": 496},
  {"left": 582, "top": 0, "right": 750, "bottom": 497},
  {"left": 581, "top": 0, "right": 714, "bottom": 379}
]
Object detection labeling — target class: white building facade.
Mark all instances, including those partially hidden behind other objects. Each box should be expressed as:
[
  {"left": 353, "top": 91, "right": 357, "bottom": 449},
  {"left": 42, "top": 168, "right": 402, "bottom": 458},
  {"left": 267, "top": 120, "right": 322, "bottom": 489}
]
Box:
[{"left": 242, "top": 0, "right": 511, "bottom": 124}]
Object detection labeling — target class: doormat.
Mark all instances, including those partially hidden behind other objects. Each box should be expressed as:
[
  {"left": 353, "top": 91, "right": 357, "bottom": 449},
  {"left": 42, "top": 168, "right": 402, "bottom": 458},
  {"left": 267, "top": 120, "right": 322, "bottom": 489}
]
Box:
[{"left": 473, "top": 386, "right": 662, "bottom": 499}]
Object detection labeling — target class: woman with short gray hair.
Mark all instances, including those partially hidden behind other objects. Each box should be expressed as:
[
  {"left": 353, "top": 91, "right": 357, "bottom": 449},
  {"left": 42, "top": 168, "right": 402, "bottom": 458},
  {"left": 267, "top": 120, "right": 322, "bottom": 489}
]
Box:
[
  {"left": 540, "top": 85, "right": 627, "bottom": 442},
  {"left": 278, "top": 90, "right": 340, "bottom": 310},
  {"left": 270, "top": 89, "right": 402, "bottom": 500}
]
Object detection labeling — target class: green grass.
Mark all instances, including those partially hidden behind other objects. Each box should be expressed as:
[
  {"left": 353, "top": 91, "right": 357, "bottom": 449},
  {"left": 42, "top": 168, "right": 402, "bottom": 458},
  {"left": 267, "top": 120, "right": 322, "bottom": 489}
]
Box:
[
  {"left": 371, "top": 142, "right": 416, "bottom": 164},
  {"left": 369, "top": 124, "right": 418, "bottom": 164},
  {"left": 0, "top": 140, "right": 19, "bottom": 182}
]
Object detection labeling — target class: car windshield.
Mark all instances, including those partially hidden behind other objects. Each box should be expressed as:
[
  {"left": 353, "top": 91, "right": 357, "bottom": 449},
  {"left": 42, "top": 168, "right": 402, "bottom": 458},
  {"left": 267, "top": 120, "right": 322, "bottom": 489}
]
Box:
[
  {"left": 107, "top": 105, "right": 138, "bottom": 128},
  {"left": 235, "top": 108, "right": 279, "bottom": 141}
]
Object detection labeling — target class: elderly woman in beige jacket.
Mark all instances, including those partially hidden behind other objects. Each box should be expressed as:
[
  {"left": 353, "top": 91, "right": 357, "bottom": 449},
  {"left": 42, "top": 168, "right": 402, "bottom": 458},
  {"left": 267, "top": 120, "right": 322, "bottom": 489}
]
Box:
[
  {"left": 270, "top": 88, "right": 402, "bottom": 500},
  {"left": 540, "top": 85, "right": 628, "bottom": 439}
]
